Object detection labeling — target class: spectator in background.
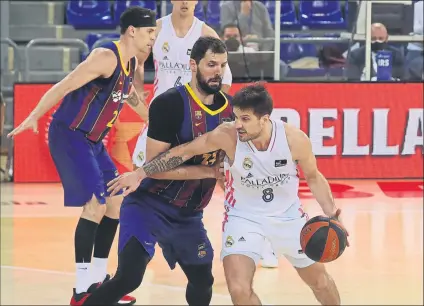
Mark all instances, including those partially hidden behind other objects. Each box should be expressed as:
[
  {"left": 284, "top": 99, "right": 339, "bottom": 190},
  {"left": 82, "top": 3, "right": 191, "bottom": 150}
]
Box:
[
  {"left": 220, "top": 0, "right": 274, "bottom": 51},
  {"left": 221, "top": 24, "right": 289, "bottom": 81},
  {"left": 405, "top": 0, "right": 423, "bottom": 81},
  {"left": 0, "top": 92, "right": 4, "bottom": 137},
  {"left": 222, "top": 24, "right": 256, "bottom": 53},
  {"left": 346, "top": 23, "right": 404, "bottom": 81}
]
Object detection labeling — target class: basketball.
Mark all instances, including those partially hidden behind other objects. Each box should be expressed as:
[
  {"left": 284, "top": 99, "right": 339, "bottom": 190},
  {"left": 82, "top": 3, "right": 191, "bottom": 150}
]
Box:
[{"left": 300, "top": 215, "right": 348, "bottom": 263}]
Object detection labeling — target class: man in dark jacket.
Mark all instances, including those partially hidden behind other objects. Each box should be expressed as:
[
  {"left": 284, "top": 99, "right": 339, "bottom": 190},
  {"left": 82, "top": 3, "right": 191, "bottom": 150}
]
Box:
[{"left": 347, "top": 23, "right": 404, "bottom": 81}]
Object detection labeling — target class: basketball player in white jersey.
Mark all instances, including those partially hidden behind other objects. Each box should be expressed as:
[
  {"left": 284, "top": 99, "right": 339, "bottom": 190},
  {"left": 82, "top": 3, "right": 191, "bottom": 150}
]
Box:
[
  {"left": 132, "top": 0, "right": 232, "bottom": 169},
  {"left": 109, "top": 83, "right": 349, "bottom": 305},
  {"left": 132, "top": 0, "right": 278, "bottom": 268}
]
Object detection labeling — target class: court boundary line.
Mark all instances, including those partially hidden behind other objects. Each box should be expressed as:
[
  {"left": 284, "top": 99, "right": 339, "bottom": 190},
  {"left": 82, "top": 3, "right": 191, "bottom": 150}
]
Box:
[{"left": 1, "top": 265, "right": 276, "bottom": 304}]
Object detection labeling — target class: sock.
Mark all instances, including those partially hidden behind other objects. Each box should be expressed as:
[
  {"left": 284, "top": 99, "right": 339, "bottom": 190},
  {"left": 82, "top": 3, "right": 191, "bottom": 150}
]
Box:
[
  {"left": 91, "top": 258, "right": 108, "bottom": 284},
  {"left": 92, "top": 216, "right": 119, "bottom": 283},
  {"left": 75, "top": 218, "right": 99, "bottom": 294}
]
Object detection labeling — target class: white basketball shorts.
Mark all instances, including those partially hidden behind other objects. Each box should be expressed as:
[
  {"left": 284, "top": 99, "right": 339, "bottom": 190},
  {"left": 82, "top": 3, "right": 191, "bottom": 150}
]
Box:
[
  {"left": 221, "top": 214, "right": 315, "bottom": 268},
  {"left": 132, "top": 125, "right": 148, "bottom": 168}
]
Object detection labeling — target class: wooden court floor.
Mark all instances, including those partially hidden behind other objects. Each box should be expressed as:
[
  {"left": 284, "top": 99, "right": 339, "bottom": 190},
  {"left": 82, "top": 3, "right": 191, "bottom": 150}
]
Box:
[{"left": 1, "top": 180, "right": 423, "bottom": 305}]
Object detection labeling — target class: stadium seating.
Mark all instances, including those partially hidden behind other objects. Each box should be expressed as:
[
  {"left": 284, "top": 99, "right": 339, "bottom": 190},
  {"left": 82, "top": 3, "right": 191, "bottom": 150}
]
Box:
[
  {"left": 66, "top": 0, "right": 115, "bottom": 29},
  {"left": 113, "top": 1, "right": 157, "bottom": 26},
  {"left": 194, "top": 1, "right": 205, "bottom": 20},
  {"left": 299, "top": 0, "right": 346, "bottom": 29},
  {"left": 266, "top": 0, "right": 301, "bottom": 30},
  {"left": 206, "top": 0, "right": 221, "bottom": 28}
]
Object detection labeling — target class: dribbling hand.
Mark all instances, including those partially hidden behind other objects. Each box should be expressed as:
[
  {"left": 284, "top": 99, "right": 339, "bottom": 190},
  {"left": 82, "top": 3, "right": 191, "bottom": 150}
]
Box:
[
  {"left": 107, "top": 171, "right": 143, "bottom": 197},
  {"left": 7, "top": 115, "right": 38, "bottom": 138},
  {"left": 331, "top": 208, "right": 350, "bottom": 247}
]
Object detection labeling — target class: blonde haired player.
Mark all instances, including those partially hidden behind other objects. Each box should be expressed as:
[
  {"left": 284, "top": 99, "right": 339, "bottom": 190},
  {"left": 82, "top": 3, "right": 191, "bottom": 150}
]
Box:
[
  {"left": 109, "top": 83, "right": 349, "bottom": 305},
  {"left": 132, "top": 0, "right": 278, "bottom": 268}
]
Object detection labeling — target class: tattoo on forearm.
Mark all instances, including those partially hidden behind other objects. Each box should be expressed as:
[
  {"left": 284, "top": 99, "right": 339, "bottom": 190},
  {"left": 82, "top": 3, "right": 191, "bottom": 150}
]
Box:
[
  {"left": 127, "top": 92, "right": 140, "bottom": 107},
  {"left": 142, "top": 150, "right": 185, "bottom": 176}
]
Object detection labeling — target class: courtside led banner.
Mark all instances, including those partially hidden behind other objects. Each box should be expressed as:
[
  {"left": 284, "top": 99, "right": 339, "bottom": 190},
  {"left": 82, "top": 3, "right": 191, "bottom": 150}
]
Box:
[{"left": 13, "top": 83, "right": 423, "bottom": 182}]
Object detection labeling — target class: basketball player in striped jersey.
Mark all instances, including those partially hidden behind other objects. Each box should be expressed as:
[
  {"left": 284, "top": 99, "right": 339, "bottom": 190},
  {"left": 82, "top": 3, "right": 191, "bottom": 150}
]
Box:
[
  {"left": 132, "top": 0, "right": 279, "bottom": 268},
  {"left": 109, "top": 83, "right": 350, "bottom": 305},
  {"left": 82, "top": 37, "right": 232, "bottom": 306},
  {"left": 8, "top": 7, "right": 156, "bottom": 306}
]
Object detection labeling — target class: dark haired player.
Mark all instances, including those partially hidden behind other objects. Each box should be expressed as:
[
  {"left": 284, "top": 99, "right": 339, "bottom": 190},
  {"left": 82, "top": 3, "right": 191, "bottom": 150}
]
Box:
[
  {"left": 82, "top": 36, "right": 232, "bottom": 306},
  {"left": 109, "top": 83, "right": 350, "bottom": 306},
  {"left": 8, "top": 7, "right": 157, "bottom": 306}
]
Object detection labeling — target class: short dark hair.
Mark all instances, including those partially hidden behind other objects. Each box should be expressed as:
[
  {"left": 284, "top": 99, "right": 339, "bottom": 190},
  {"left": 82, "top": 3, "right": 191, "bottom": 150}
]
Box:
[
  {"left": 119, "top": 7, "right": 156, "bottom": 34},
  {"left": 190, "top": 36, "right": 228, "bottom": 64},
  {"left": 232, "top": 83, "right": 273, "bottom": 117}
]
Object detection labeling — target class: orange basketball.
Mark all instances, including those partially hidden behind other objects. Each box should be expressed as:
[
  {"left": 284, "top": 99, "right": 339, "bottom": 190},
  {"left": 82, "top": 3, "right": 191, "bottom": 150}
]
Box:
[{"left": 300, "top": 215, "right": 347, "bottom": 263}]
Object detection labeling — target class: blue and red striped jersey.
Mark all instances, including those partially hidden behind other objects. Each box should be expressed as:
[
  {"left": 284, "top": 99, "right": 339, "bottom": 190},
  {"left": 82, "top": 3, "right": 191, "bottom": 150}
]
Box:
[
  {"left": 53, "top": 41, "right": 136, "bottom": 143},
  {"left": 140, "top": 84, "right": 234, "bottom": 211}
]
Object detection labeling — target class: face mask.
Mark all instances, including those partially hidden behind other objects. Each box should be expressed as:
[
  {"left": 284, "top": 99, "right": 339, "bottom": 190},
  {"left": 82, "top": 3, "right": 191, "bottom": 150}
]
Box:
[
  {"left": 225, "top": 37, "right": 240, "bottom": 52},
  {"left": 371, "top": 40, "right": 387, "bottom": 52}
]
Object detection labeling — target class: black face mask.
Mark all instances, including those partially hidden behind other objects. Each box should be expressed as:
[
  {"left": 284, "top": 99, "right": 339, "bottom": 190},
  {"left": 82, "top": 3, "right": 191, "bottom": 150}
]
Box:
[
  {"left": 225, "top": 37, "right": 240, "bottom": 52},
  {"left": 371, "top": 41, "right": 387, "bottom": 52}
]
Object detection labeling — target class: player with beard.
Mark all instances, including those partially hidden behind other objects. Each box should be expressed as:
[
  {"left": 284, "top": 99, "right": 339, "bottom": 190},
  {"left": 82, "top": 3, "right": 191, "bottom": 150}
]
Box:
[
  {"left": 131, "top": 0, "right": 278, "bottom": 269},
  {"left": 108, "top": 83, "right": 348, "bottom": 306},
  {"left": 131, "top": 0, "right": 232, "bottom": 168},
  {"left": 82, "top": 37, "right": 233, "bottom": 306}
]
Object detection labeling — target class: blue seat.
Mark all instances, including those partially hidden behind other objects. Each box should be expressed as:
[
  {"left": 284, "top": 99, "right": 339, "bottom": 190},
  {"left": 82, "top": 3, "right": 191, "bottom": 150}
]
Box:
[
  {"left": 294, "top": 34, "right": 318, "bottom": 58},
  {"left": 206, "top": 0, "right": 221, "bottom": 27},
  {"left": 81, "top": 32, "right": 120, "bottom": 61},
  {"left": 113, "top": 1, "right": 157, "bottom": 26},
  {"left": 85, "top": 33, "right": 120, "bottom": 50},
  {"left": 66, "top": 0, "right": 114, "bottom": 29},
  {"left": 280, "top": 34, "right": 302, "bottom": 63},
  {"left": 194, "top": 1, "right": 205, "bottom": 20},
  {"left": 299, "top": 0, "right": 346, "bottom": 29},
  {"left": 266, "top": 1, "right": 301, "bottom": 30}
]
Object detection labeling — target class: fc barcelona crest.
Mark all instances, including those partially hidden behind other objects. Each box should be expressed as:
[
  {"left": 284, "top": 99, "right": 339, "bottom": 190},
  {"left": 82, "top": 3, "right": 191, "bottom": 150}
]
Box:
[{"left": 195, "top": 110, "right": 202, "bottom": 120}]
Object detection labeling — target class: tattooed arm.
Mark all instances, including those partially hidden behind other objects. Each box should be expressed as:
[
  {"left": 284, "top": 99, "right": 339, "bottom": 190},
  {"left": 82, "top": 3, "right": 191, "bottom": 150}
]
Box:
[
  {"left": 139, "top": 123, "right": 235, "bottom": 179},
  {"left": 125, "top": 56, "right": 149, "bottom": 121},
  {"left": 125, "top": 89, "right": 149, "bottom": 121},
  {"left": 107, "top": 123, "right": 234, "bottom": 196}
]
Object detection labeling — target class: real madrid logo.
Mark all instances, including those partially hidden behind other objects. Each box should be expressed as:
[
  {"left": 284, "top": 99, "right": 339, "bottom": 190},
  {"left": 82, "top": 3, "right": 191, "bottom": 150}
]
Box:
[
  {"left": 242, "top": 157, "right": 253, "bottom": 170},
  {"left": 137, "top": 151, "right": 145, "bottom": 162},
  {"left": 162, "top": 42, "right": 170, "bottom": 53},
  {"left": 225, "top": 236, "right": 234, "bottom": 248}
]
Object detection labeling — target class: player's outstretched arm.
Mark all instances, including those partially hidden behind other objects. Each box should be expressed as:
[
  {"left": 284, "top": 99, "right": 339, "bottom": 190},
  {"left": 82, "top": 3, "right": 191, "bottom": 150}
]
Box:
[
  {"left": 140, "top": 127, "right": 226, "bottom": 179},
  {"left": 107, "top": 125, "right": 231, "bottom": 196},
  {"left": 7, "top": 49, "right": 117, "bottom": 138}
]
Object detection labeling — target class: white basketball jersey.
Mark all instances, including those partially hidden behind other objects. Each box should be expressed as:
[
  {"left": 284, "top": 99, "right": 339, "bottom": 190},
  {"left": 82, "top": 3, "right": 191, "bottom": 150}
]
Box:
[
  {"left": 152, "top": 15, "right": 204, "bottom": 99},
  {"left": 223, "top": 120, "right": 301, "bottom": 220}
]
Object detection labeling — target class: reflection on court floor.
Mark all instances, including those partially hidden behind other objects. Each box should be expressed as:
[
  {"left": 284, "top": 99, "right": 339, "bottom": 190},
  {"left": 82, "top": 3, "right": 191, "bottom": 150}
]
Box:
[{"left": 1, "top": 180, "right": 423, "bottom": 305}]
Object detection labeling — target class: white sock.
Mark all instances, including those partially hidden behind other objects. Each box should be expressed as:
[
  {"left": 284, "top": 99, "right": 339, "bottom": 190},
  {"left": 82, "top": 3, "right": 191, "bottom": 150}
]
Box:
[
  {"left": 91, "top": 257, "right": 108, "bottom": 284},
  {"left": 75, "top": 263, "right": 91, "bottom": 294}
]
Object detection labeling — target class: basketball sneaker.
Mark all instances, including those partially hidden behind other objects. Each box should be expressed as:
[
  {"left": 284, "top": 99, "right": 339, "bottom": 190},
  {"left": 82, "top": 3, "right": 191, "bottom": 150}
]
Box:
[
  {"left": 70, "top": 289, "right": 91, "bottom": 306},
  {"left": 88, "top": 274, "right": 136, "bottom": 305}
]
